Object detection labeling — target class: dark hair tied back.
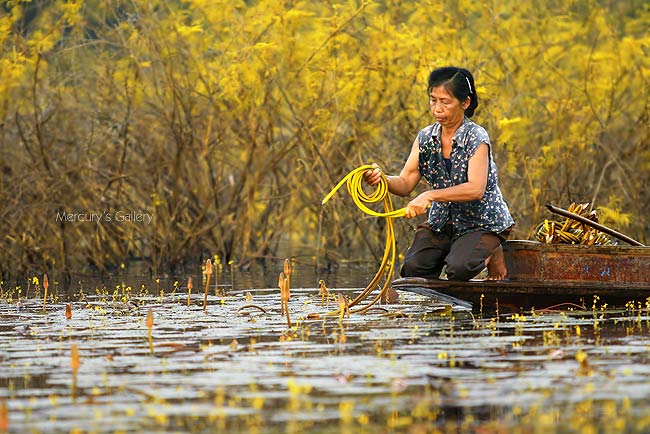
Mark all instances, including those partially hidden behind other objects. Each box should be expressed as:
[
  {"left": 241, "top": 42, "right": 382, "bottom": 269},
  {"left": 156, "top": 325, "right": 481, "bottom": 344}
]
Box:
[{"left": 427, "top": 66, "right": 479, "bottom": 117}]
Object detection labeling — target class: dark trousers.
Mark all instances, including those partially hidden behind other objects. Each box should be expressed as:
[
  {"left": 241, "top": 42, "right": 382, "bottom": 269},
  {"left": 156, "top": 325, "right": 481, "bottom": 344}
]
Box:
[{"left": 400, "top": 223, "right": 506, "bottom": 281}]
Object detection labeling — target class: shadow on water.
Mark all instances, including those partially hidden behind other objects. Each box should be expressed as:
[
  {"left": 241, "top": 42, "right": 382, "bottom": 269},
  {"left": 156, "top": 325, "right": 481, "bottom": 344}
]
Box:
[{"left": 2, "top": 261, "right": 650, "bottom": 432}]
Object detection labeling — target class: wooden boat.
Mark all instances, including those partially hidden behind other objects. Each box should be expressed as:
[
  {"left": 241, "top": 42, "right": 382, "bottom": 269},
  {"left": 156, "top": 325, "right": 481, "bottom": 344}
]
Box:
[{"left": 392, "top": 240, "right": 650, "bottom": 312}]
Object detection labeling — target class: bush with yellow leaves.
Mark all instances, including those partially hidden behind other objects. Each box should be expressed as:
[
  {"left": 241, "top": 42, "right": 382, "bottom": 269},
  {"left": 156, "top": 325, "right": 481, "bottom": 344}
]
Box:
[{"left": 0, "top": 0, "right": 648, "bottom": 277}]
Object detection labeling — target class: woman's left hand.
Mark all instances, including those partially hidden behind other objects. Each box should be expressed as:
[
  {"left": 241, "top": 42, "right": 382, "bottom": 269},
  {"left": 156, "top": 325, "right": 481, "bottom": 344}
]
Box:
[{"left": 404, "top": 192, "right": 432, "bottom": 219}]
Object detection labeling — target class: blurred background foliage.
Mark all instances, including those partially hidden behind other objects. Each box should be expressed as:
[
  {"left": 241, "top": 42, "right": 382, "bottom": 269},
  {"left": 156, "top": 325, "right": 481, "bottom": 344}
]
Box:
[{"left": 1, "top": 0, "right": 649, "bottom": 279}]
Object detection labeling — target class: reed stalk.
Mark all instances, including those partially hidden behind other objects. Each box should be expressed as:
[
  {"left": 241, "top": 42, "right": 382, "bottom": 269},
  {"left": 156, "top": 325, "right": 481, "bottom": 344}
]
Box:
[
  {"left": 319, "top": 280, "right": 328, "bottom": 306},
  {"left": 187, "top": 276, "right": 193, "bottom": 307},
  {"left": 42, "top": 273, "right": 49, "bottom": 313},
  {"left": 337, "top": 294, "right": 350, "bottom": 324},
  {"left": 214, "top": 256, "right": 220, "bottom": 296},
  {"left": 278, "top": 272, "right": 286, "bottom": 316},
  {"left": 283, "top": 259, "right": 292, "bottom": 292},
  {"left": 283, "top": 277, "right": 292, "bottom": 328},
  {"left": 278, "top": 272, "right": 291, "bottom": 327},
  {"left": 203, "top": 259, "right": 212, "bottom": 313}
]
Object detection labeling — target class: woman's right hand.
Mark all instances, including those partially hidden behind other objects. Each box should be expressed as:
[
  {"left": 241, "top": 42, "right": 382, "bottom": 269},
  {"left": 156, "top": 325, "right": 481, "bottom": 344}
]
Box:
[{"left": 363, "top": 163, "right": 383, "bottom": 186}]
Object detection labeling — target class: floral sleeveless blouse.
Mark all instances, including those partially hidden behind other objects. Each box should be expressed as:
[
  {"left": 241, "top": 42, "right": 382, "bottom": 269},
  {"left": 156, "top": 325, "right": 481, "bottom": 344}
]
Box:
[{"left": 417, "top": 117, "right": 515, "bottom": 238}]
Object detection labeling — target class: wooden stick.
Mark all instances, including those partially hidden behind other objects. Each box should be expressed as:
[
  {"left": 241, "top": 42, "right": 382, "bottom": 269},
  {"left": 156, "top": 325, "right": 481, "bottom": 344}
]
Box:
[{"left": 546, "top": 204, "right": 645, "bottom": 247}]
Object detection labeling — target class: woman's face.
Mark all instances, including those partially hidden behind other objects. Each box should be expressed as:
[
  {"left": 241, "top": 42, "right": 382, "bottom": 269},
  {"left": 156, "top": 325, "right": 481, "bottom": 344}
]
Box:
[{"left": 429, "top": 85, "right": 469, "bottom": 129}]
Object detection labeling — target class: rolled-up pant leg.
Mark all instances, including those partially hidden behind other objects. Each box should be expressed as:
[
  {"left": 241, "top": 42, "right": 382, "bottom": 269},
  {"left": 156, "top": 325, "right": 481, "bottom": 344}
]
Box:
[
  {"left": 445, "top": 231, "right": 503, "bottom": 281},
  {"left": 400, "top": 223, "right": 452, "bottom": 279}
]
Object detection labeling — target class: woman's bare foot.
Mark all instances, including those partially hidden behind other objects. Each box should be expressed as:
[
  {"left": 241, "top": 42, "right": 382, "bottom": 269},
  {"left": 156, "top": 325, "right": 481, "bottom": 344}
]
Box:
[{"left": 485, "top": 245, "right": 507, "bottom": 280}]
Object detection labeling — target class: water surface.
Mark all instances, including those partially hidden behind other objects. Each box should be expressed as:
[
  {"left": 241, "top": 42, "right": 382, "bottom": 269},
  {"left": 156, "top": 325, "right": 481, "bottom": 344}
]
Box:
[{"left": 2, "top": 266, "right": 650, "bottom": 433}]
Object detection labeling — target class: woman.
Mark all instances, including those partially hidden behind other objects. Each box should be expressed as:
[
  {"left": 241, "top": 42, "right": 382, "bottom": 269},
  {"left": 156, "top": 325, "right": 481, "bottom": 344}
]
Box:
[{"left": 364, "top": 66, "right": 514, "bottom": 281}]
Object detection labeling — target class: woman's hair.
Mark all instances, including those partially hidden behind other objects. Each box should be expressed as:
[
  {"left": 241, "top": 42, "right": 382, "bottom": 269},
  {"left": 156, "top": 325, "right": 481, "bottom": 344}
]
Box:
[{"left": 427, "top": 67, "right": 478, "bottom": 117}]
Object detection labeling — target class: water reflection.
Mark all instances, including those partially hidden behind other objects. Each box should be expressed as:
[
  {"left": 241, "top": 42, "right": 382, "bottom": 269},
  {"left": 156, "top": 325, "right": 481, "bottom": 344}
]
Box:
[{"left": 44, "top": 260, "right": 380, "bottom": 299}]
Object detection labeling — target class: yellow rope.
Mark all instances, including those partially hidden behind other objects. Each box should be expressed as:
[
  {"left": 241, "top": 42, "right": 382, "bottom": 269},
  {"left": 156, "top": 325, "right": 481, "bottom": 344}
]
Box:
[
  {"left": 321, "top": 165, "right": 405, "bottom": 218},
  {"left": 321, "top": 165, "right": 406, "bottom": 314}
]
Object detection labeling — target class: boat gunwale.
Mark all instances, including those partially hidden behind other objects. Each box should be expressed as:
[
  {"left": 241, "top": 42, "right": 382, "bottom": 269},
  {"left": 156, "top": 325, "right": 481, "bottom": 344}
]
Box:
[
  {"left": 504, "top": 239, "right": 650, "bottom": 254},
  {"left": 392, "top": 276, "right": 650, "bottom": 294}
]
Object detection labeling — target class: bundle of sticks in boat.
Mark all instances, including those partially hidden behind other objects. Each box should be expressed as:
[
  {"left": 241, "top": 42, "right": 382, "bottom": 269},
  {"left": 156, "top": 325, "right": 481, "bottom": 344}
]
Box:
[{"left": 535, "top": 203, "right": 613, "bottom": 245}]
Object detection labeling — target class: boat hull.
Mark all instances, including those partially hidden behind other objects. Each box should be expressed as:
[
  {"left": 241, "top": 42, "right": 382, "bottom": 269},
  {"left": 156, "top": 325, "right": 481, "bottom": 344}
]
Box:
[
  {"left": 503, "top": 240, "right": 650, "bottom": 285},
  {"left": 392, "top": 240, "right": 650, "bottom": 311}
]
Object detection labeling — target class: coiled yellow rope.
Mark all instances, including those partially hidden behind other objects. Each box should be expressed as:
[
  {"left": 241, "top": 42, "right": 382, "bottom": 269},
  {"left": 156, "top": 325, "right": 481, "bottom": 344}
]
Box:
[
  {"left": 321, "top": 165, "right": 406, "bottom": 314},
  {"left": 321, "top": 165, "right": 406, "bottom": 218}
]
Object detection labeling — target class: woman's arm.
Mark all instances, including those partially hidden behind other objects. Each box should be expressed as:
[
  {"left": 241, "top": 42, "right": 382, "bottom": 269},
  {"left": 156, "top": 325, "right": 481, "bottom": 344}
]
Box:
[
  {"left": 404, "top": 143, "right": 489, "bottom": 218},
  {"left": 364, "top": 137, "right": 421, "bottom": 196}
]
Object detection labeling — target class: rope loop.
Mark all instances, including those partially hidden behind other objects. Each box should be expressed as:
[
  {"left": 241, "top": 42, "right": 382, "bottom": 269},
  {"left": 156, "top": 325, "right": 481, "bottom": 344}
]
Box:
[
  {"left": 322, "top": 165, "right": 405, "bottom": 218},
  {"left": 321, "top": 165, "right": 403, "bottom": 315}
]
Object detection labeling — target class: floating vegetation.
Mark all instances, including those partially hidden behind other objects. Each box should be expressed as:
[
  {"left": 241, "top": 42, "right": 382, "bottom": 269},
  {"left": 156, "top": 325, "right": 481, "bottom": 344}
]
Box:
[
  {"left": 236, "top": 304, "right": 267, "bottom": 315},
  {"left": 2, "top": 266, "right": 650, "bottom": 433}
]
